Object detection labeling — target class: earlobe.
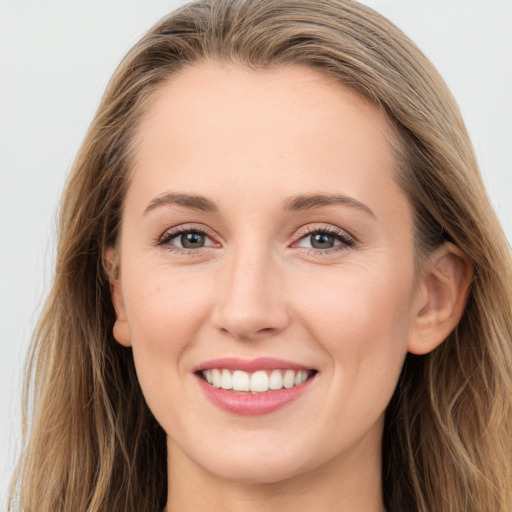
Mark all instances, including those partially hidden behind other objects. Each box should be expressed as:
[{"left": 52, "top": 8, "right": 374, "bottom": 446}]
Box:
[
  {"left": 105, "top": 247, "right": 132, "bottom": 347},
  {"left": 407, "top": 242, "right": 473, "bottom": 355}
]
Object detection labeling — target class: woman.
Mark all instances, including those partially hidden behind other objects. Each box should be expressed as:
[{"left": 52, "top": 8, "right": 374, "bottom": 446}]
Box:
[{"left": 9, "top": 0, "right": 512, "bottom": 511}]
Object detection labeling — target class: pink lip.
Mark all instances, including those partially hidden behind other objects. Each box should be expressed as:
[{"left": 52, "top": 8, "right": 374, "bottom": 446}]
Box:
[
  {"left": 194, "top": 358, "right": 317, "bottom": 416},
  {"left": 196, "top": 376, "right": 315, "bottom": 416},
  {"left": 194, "top": 357, "right": 313, "bottom": 373}
]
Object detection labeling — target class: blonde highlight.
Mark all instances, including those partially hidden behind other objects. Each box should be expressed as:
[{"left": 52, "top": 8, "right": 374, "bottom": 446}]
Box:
[{"left": 10, "top": 1, "right": 512, "bottom": 511}]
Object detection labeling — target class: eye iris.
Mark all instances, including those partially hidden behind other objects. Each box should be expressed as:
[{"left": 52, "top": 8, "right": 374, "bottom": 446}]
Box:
[
  {"left": 181, "top": 232, "right": 205, "bottom": 248},
  {"left": 311, "top": 232, "right": 335, "bottom": 249}
]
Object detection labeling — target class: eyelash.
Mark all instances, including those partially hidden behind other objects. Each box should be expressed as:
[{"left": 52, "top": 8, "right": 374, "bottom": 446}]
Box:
[
  {"left": 156, "top": 225, "right": 216, "bottom": 255},
  {"left": 156, "top": 224, "right": 356, "bottom": 256},
  {"left": 293, "top": 225, "right": 355, "bottom": 255}
]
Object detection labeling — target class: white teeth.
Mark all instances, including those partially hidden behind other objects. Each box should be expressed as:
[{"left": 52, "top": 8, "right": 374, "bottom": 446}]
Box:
[
  {"left": 220, "top": 369, "right": 232, "bottom": 389},
  {"left": 211, "top": 368, "right": 222, "bottom": 388},
  {"left": 283, "top": 369, "right": 295, "bottom": 389},
  {"left": 232, "top": 370, "right": 250, "bottom": 391},
  {"left": 294, "top": 370, "right": 307, "bottom": 385},
  {"left": 202, "top": 368, "right": 313, "bottom": 392},
  {"left": 250, "top": 370, "right": 269, "bottom": 392},
  {"left": 269, "top": 369, "right": 283, "bottom": 390}
]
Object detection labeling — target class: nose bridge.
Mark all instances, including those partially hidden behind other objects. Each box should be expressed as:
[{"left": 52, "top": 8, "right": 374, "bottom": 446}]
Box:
[{"left": 212, "top": 237, "right": 289, "bottom": 339}]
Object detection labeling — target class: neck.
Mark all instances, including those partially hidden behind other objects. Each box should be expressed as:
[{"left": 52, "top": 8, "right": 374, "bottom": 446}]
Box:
[{"left": 164, "top": 429, "right": 386, "bottom": 512}]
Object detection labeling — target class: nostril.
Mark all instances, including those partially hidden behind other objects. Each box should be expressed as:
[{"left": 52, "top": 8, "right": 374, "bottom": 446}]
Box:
[{"left": 217, "top": 324, "right": 282, "bottom": 342}]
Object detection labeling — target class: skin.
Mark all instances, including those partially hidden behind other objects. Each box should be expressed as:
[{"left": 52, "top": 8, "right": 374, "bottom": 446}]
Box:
[{"left": 110, "top": 62, "right": 471, "bottom": 511}]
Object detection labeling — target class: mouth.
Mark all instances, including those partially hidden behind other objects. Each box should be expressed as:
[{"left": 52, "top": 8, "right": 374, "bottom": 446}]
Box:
[
  {"left": 194, "top": 358, "right": 318, "bottom": 415},
  {"left": 197, "top": 368, "right": 317, "bottom": 393}
]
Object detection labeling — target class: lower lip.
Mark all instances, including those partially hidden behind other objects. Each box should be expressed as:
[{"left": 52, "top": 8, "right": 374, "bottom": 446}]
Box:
[{"left": 196, "top": 374, "right": 315, "bottom": 416}]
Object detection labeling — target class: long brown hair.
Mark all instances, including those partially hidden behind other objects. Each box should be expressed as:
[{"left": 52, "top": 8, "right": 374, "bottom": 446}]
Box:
[{"left": 10, "top": 1, "right": 512, "bottom": 510}]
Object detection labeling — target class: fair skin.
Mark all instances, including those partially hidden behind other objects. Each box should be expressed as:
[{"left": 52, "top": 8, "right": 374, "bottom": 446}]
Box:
[{"left": 109, "top": 62, "right": 471, "bottom": 511}]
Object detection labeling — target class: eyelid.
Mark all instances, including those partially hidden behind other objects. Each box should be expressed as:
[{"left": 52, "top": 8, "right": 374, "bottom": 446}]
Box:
[
  {"left": 155, "top": 222, "right": 356, "bottom": 255},
  {"left": 156, "top": 223, "right": 220, "bottom": 248},
  {"left": 294, "top": 223, "right": 355, "bottom": 241},
  {"left": 291, "top": 223, "right": 356, "bottom": 252}
]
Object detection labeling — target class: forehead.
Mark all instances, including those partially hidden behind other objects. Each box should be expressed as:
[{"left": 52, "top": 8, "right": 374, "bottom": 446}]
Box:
[
  {"left": 134, "top": 61, "right": 396, "bottom": 154},
  {"left": 129, "top": 62, "right": 405, "bottom": 221}
]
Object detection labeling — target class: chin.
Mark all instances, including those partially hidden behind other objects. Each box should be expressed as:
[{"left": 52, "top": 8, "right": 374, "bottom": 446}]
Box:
[
  {"left": 202, "top": 452, "right": 311, "bottom": 485},
  {"left": 173, "top": 430, "right": 318, "bottom": 485}
]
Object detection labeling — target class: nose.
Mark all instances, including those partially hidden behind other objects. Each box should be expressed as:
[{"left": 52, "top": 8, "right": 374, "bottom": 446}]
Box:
[{"left": 211, "top": 243, "right": 290, "bottom": 341}]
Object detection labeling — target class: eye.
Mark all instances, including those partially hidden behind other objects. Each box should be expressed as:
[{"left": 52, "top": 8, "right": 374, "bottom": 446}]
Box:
[
  {"left": 308, "top": 231, "right": 338, "bottom": 250},
  {"left": 173, "top": 231, "right": 208, "bottom": 249},
  {"left": 157, "top": 227, "right": 218, "bottom": 251},
  {"left": 293, "top": 226, "right": 355, "bottom": 253}
]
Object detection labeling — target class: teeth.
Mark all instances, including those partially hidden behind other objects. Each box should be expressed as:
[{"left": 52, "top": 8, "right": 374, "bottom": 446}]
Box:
[
  {"left": 232, "top": 370, "right": 250, "bottom": 391},
  {"left": 283, "top": 369, "right": 295, "bottom": 389},
  {"left": 250, "top": 371, "right": 269, "bottom": 392},
  {"left": 201, "top": 368, "right": 313, "bottom": 393},
  {"left": 220, "top": 369, "right": 232, "bottom": 389},
  {"left": 211, "top": 369, "right": 222, "bottom": 388},
  {"left": 269, "top": 369, "right": 283, "bottom": 390},
  {"left": 294, "top": 370, "right": 308, "bottom": 386}
]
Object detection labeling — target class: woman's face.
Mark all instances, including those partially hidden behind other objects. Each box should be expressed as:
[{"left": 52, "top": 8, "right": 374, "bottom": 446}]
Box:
[{"left": 112, "top": 63, "right": 426, "bottom": 484}]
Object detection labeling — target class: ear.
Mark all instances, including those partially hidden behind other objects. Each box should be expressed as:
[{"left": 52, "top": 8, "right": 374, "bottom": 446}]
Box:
[
  {"left": 105, "top": 247, "right": 131, "bottom": 347},
  {"left": 407, "top": 242, "right": 473, "bottom": 355}
]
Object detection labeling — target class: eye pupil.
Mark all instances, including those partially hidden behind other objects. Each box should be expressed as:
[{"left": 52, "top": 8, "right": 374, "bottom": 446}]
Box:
[
  {"left": 181, "top": 232, "right": 205, "bottom": 248},
  {"left": 311, "top": 232, "right": 334, "bottom": 249}
]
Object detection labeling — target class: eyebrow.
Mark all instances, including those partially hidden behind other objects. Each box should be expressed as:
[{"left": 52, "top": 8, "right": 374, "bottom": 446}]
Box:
[
  {"left": 283, "top": 193, "right": 375, "bottom": 218},
  {"left": 144, "top": 192, "right": 218, "bottom": 214},
  {"left": 143, "top": 191, "right": 375, "bottom": 218}
]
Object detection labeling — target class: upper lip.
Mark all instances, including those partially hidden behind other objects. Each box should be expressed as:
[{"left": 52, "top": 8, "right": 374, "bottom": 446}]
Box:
[{"left": 194, "top": 357, "right": 315, "bottom": 373}]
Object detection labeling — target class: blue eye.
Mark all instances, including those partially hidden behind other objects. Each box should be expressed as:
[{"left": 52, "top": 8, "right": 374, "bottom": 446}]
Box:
[
  {"left": 309, "top": 232, "right": 337, "bottom": 249},
  {"left": 295, "top": 228, "right": 354, "bottom": 252},
  {"left": 176, "top": 231, "right": 206, "bottom": 249},
  {"left": 158, "top": 228, "right": 216, "bottom": 250}
]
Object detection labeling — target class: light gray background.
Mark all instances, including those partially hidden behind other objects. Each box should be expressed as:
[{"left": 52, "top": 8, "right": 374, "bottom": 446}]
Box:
[{"left": 1, "top": 0, "right": 511, "bottom": 506}]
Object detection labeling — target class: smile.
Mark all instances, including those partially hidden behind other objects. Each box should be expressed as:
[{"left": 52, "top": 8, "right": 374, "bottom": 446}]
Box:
[
  {"left": 195, "top": 358, "right": 318, "bottom": 416},
  {"left": 200, "top": 368, "right": 315, "bottom": 393}
]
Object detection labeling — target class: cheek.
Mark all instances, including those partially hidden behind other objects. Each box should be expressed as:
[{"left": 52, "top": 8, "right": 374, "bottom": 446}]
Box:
[
  {"left": 291, "top": 259, "right": 413, "bottom": 390},
  {"left": 125, "top": 258, "right": 211, "bottom": 331},
  {"left": 295, "top": 257, "right": 412, "bottom": 332},
  {"left": 121, "top": 264, "right": 213, "bottom": 380},
  {"left": 120, "top": 265, "right": 218, "bottom": 426}
]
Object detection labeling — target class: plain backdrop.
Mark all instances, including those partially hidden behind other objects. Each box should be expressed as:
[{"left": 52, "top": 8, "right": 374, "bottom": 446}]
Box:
[{"left": 1, "top": 0, "right": 511, "bottom": 506}]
